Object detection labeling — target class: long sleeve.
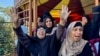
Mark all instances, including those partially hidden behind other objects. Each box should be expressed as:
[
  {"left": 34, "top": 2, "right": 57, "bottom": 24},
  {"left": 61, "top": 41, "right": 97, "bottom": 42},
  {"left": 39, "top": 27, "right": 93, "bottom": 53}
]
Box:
[
  {"left": 13, "top": 26, "right": 38, "bottom": 54},
  {"left": 13, "top": 26, "right": 31, "bottom": 48},
  {"left": 56, "top": 24, "right": 65, "bottom": 41}
]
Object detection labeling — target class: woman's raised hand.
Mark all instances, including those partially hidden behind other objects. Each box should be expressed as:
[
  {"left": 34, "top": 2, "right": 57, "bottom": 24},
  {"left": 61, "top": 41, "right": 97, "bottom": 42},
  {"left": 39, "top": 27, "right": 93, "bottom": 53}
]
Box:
[
  {"left": 8, "top": 7, "right": 20, "bottom": 28},
  {"left": 59, "top": 5, "right": 71, "bottom": 26}
]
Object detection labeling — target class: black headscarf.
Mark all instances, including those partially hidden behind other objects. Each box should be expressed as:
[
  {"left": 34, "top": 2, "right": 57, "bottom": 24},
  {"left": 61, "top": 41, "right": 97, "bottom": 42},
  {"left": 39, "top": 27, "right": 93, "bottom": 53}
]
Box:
[
  {"left": 42, "top": 11, "right": 55, "bottom": 34},
  {"left": 82, "top": 15, "right": 91, "bottom": 40},
  {"left": 74, "top": 22, "right": 82, "bottom": 27}
]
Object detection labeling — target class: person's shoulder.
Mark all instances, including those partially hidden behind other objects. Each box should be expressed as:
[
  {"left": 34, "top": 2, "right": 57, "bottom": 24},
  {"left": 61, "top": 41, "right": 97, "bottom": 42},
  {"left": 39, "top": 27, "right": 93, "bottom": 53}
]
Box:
[
  {"left": 84, "top": 41, "right": 91, "bottom": 47},
  {"left": 46, "top": 27, "right": 57, "bottom": 36}
]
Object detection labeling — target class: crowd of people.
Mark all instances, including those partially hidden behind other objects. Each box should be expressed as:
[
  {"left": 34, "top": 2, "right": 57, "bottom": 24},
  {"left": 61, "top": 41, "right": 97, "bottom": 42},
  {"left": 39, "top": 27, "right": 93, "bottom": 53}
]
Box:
[{"left": 9, "top": 0, "right": 100, "bottom": 56}]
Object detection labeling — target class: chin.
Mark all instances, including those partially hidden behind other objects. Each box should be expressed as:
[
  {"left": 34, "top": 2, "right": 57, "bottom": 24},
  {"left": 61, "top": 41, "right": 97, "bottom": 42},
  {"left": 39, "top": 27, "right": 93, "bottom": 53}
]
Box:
[
  {"left": 39, "top": 36, "right": 45, "bottom": 39},
  {"left": 74, "top": 38, "right": 81, "bottom": 42}
]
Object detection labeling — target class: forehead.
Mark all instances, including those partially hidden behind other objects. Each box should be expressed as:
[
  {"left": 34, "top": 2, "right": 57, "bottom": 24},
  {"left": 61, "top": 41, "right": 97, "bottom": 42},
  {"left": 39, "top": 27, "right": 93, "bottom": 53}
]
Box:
[
  {"left": 37, "top": 27, "right": 45, "bottom": 30},
  {"left": 82, "top": 17, "right": 87, "bottom": 19},
  {"left": 46, "top": 18, "right": 51, "bottom": 21}
]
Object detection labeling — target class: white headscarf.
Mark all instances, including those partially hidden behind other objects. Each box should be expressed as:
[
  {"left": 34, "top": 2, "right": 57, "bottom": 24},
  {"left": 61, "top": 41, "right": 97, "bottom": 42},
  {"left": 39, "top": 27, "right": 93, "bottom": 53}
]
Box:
[{"left": 59, "top": 21, "right": 88, "bottom": 56}]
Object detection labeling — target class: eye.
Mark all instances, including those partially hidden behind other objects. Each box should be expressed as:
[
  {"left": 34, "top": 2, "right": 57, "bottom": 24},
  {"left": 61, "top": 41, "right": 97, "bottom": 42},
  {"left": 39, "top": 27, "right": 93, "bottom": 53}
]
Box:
[
  {"left": 73, "top": 28, "right": 77, "bottom": 31},
  {"left": 79, "top": 28, "right": 83, "bottom": 31}
]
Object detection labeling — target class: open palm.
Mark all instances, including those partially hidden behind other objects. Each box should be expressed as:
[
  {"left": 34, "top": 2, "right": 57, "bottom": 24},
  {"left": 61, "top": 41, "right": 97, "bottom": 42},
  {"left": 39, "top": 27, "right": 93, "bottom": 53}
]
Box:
[
  {"left": 8, "top": 7, "right": 20, "bottom": 28},
  {"left": 59, "top": 5, "right": 71, "bottom": 25}
]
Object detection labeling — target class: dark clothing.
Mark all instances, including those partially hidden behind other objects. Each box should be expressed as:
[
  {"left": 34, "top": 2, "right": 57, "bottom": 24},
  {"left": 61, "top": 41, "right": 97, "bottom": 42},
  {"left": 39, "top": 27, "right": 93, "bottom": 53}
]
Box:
[
  {"left": 42, "top": 11, "right": 61, "bottom": 55},
  {"left": 57, "top": 24, "right": 93, "bottom": 56},
  {"left": 14, "top": 27, "right": 58, "bottom": 56},
  {"left": 42, "top": 11, "right": 55, "bottom": 34},
  {"left": 77, "top": 42, "right": 93, "bottom": 56},
  {"left": 90, "top": 6, "right": 100, "bottom": 40},
  {"left": 89, "top": 6, "right": 100, "bottom": 56},
  {"left": 46, "top": 27, "right": 61, "bottom": 56},
  {"left": 83, "top": 22, "right": 91, "bottom": 40},
  {"left": 17, "top": 41, "right": 30, "bottom": 56}
]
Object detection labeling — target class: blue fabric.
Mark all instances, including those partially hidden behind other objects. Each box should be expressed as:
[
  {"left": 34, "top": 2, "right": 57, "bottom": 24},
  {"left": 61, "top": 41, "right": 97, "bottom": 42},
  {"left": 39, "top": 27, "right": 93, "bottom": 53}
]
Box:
[
  {"left": 89, "top": 6, "right": 100, "bottom": 40},
  {"left": 21, "top": 25, "right": 28, "bottom": 34}
]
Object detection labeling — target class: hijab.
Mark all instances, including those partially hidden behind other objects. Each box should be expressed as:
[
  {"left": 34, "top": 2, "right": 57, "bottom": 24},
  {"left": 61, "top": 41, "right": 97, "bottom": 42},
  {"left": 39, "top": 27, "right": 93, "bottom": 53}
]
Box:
[
  {"left": 59, "top": 21, "right": 88, "bottom": 56},
  {"left": 42, "top": 11, "right": 55, "bottom": 34}
]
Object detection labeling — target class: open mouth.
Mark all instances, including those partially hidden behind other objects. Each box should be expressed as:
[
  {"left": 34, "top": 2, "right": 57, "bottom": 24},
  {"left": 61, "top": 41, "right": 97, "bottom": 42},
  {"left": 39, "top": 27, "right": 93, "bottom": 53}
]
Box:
[{"left": 75, "top": 36, "right": 81, "bottom": 38}]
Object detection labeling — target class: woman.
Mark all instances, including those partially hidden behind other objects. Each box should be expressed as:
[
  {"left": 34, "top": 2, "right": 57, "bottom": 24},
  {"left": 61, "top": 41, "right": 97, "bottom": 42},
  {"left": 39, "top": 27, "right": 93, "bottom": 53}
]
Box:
[
  {"left": 42, "top": 11, "right": 60, "bottom": 56},
  {"left": 82, "top": 15, "right": 91, "bottom": 40},
  {"left": 9, "top": 7, "right": 58, "bottom": 56},
  {"left": 9, "top": 5, "right": 70, "bottom": 56},
  {"left": 13, "top": 25, "right": 54, "bottom": 56},
  {"left": 58, "top": 21, "right": 93, "bottom": 56}
]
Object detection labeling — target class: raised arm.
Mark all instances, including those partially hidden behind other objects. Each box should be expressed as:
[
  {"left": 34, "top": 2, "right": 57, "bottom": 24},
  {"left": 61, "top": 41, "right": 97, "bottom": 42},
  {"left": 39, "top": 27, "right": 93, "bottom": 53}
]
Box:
[
  {"left": 9, "top": 7, "right": 32, "bottom": 49},
  {"left": 56, "top": 5, "right": 71, "bottom": 40}
]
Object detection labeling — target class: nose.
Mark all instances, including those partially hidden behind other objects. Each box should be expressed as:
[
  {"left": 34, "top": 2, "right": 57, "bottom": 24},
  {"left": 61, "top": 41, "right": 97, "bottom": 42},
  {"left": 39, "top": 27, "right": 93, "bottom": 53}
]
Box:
[{"left": 76, "top": 30, "right": 82, "bottom": 35}]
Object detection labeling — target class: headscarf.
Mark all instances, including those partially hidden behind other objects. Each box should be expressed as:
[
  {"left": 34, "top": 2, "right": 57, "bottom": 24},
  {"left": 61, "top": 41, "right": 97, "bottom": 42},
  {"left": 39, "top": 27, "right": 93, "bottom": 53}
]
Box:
[
  {"left": 59, "top": 21, "right": 88, "bottom": 56},
  {"left": 82, "top": 15, "right": 91, "bottom": 40},
  {"left": 42, "top": 11, "right": 55, "bottom": 34}
]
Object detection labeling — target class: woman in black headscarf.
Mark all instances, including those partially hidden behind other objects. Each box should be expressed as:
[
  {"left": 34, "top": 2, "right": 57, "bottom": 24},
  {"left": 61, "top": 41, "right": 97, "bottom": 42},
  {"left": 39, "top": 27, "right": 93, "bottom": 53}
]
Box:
[{"left": 82, "top": 15, "right": 91, "bottom": 40}]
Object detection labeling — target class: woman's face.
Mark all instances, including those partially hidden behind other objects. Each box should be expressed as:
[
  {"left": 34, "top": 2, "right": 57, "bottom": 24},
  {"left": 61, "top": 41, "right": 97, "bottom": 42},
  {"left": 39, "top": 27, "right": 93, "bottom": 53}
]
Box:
[
  {"left": 37, "top": 27, "right": 46, "bottom": 39},
  {"left": 82, "top": 17, "right": 88, "bottom": 26},
  {"left": 45, "top": 18, "right": 52, "bottom": 28},
  {"left": 71, "top": 26, "right": 83, "bottom": 42}
]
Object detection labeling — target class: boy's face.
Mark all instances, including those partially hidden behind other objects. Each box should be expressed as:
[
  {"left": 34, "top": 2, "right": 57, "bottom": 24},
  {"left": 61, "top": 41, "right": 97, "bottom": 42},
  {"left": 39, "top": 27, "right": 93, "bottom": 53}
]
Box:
[{"left": 37, "top": 27, "right": 46, "bottom": 39}]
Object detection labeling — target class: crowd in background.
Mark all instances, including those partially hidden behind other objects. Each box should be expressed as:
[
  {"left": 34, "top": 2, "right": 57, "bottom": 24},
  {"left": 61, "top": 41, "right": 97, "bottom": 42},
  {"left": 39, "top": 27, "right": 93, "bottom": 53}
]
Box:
[{"left": 9, "top": 0, "right": 100, "bottom": 56}]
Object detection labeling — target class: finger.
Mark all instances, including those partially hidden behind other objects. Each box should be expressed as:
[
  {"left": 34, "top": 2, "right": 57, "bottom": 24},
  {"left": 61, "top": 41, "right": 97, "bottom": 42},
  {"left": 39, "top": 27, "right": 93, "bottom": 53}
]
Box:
[
  {"left": 14, "top": 7, "right": 17, "bottom": 14},
  {"left": 64, "top": 5, "right": 68, "bottom": 12},
  {"left": 10, "top": 7, "right": 13, "bottom": 14},
  {"left": 62, "top": 5, "right": 64, "bottom": 10},
  {"left": 12, "top": 7, "right": 17, "bottom": 14},
  {"left": 66, "top": 6, "right": 68, "bottom": 12},
  {"left": 8, "top": 8, "right": 13, "bottom": 16},
  {"left": 62, "top": 5, "right": 64, "bottom": 12},
  {"left": 12, "top": 7, "right": 15, "bottom": 13},
  {"left": 68, "top": 11, "right": 71, "bottom": 15}
]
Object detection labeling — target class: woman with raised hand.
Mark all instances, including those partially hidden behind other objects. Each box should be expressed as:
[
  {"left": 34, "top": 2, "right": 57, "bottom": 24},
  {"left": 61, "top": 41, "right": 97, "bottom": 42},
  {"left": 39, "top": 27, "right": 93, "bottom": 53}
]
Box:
[
  {"left": 9, "top": 7, "right": 55, "bottom": 56},
  {"left": 41, "top": 5, "right": 71, "bottom": 56},
  {"left": 57, "top": 5, "right": 93, "bottom": 56},
  {"left": 58, "top": 21, "right": 93, "bottom": 56}
]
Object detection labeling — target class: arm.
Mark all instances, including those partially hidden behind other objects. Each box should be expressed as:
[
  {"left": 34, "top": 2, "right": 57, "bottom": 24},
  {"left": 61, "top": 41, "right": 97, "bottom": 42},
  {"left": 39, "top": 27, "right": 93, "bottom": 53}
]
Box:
[
  {"left": 56, "top": 24, "right": 65, "bottom": 41},
  {"left": 9, "top": 7, "right": 36, "bottom": 53},
  {"left": 14, "top": 27, "right": 39, "bottom": 55},
  {"left": 56, "top": 5, "right": 71, "bottom": 40},
  {"left": 13, "top": 27, "right": 32, "bottom": 48}
]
